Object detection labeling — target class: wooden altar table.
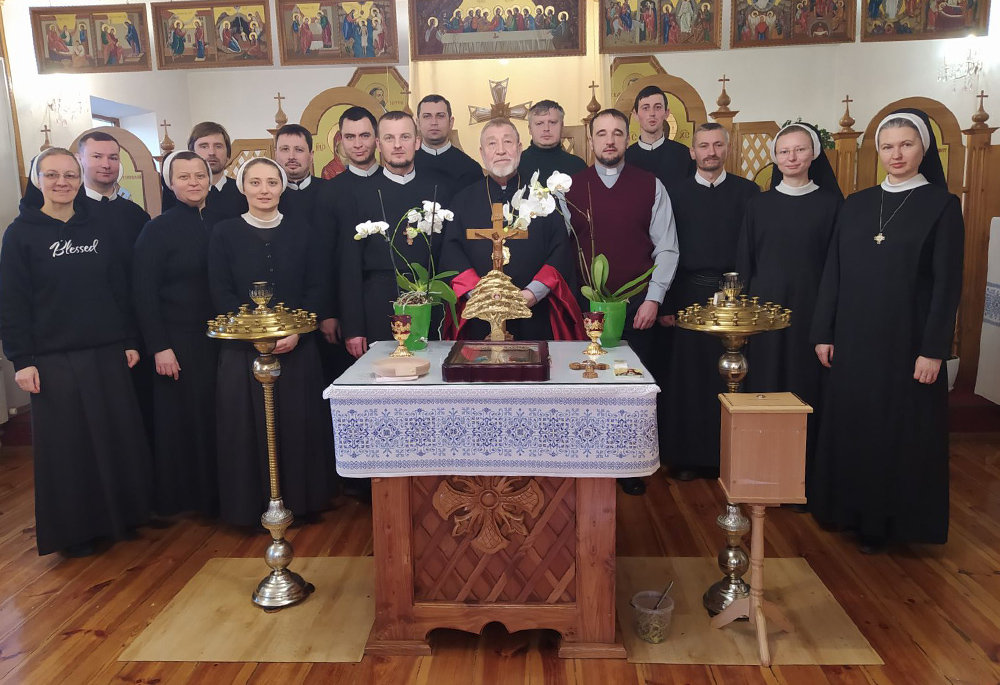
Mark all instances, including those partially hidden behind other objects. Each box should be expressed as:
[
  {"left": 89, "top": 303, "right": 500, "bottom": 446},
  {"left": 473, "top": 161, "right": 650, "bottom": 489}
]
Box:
[{"left": 325, "top": 341, "right": 660, "bottom": 658}]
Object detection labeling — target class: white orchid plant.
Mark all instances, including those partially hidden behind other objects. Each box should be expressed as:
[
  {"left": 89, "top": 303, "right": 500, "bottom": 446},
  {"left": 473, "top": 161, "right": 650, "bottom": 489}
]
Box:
[{"left": 354, "top": 201, "right": 459, "bottom": 324}]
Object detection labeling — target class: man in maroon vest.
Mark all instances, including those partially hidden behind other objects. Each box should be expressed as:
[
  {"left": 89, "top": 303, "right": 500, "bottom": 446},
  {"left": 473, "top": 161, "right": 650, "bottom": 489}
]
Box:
[{"left": 566, "top": 108, "right": 679, "bottom": 496}]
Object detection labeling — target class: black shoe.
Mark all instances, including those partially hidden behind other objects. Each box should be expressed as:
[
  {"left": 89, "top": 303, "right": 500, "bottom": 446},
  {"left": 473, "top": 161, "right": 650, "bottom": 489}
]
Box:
[
  {"left": 673, "top": 469, "right": 698, "bottom": 482},
  {"left": 62, "top": 542, "right": 98, "bottom": 558},
  {"left": 858, "top": 536, "right": 886, "bottom": 555},
  {"left": 618, "top": 477, "right": 646, "bottom": 496}
]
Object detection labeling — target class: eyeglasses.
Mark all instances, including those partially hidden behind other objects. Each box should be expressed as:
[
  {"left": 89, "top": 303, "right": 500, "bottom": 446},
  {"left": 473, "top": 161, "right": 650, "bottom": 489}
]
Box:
[
  {"left": 40, "top": 171, "right": 81, "bottom": 181},
  {"left": 775, "top": 147, "right": 812, "bottom": 159}
]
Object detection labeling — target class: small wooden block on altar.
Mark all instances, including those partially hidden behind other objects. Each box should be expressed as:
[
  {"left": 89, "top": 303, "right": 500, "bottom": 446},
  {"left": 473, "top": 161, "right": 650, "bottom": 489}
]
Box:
[
  {"left": 442, "top": 341, "right": 550, "bottom": 382},
  {"left": 373, "top": 357, "right": 431, "bottom": 378},
  {"left": 718, "top": 392, "right": 813, "bottom": 505}
]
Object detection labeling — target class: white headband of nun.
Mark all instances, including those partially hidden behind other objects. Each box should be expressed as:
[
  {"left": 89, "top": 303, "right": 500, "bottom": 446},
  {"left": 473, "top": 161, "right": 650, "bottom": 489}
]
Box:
[
  {"left": 160, "top": 150, "right": 211, "bottom": 190},
  {"left": 28, "top": 155, "right": 40, "bottom": 188},
  {"left": 31, "top": 149, "right": 82, "bottom": 188},
  {"left": 875, "top": 113, "right": 930, "bottom": 155},
  {"left": 235, "top": 157, "right": 288, "bottom": 194},
  {"left": 769, "top": 123, "right": 821, "bottom": 164}
]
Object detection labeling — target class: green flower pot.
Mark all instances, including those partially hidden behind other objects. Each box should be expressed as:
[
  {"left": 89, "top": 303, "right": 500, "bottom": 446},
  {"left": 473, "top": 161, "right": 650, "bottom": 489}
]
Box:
[
  {"left": 393, "top": 302, "right": 431, "bottom": 351},
  {"left": 588, "top": 300, "right": 627, "bottom": 348}
]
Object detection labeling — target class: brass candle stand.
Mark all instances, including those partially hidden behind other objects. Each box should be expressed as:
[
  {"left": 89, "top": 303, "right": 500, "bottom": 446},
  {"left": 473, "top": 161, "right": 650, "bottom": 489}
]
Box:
[
  {"left": 207, "top": 282, "right": 318, "bottom": 610},
  {"left": 675, "top": 273, "right": 791, "bottom": 616}
]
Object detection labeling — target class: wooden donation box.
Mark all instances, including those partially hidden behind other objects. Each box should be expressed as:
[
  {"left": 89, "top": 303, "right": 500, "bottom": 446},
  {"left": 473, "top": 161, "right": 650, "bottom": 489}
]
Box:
[
  {"left": 719, "top": 392, "right": 811, "bottom": 504},
  {"left": 324, "top": 341, "right": 660, "bottom": 658},
  {"left": 714, "top": 391, "right": 812, "bottom": 667}
]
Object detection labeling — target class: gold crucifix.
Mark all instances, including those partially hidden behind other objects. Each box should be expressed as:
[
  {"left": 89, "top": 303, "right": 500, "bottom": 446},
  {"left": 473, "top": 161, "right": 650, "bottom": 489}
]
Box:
[
  {"left": 464, "top": 203, "right": 527, "bottom": 275},
  {"left": 569, "top": 359, "right": 609, "bottom": 379}
]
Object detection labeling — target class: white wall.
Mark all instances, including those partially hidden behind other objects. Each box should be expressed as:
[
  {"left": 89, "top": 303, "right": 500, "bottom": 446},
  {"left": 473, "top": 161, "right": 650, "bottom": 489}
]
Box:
[{"left": 2, "top": 0, "right": 997, "bottom": 173}]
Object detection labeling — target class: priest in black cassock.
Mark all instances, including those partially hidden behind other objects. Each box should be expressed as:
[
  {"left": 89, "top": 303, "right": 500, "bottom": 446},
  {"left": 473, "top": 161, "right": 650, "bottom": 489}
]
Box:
[
  {"left": 161, "top": 122, "right": 248, "bottom": 224},
  {"left": 134, "top": 151, "right": 218, "bottom": 517},
  {"left": 341, "top": 111, "right": 452, "bottom": 359},
  {"left": 565, "top": 109, "right": 680, "bottom": 496},
  {"left": 517, "top": 100, "right": 587, "bottom": 182},
  {"left": 77, "top": 131, "right": 155, "bottom": 447},
  {"left": 624, "top": 86, "right": 693, "bottom": 188},
  {"left": 414, "top": 95, "right": 483, "bottom": 196},
  {"left": 663, "top": 123, "right": 758, "bottom": 482},
  {"left": 440, "top": 117, "right": 584, "bottom": 341},
  {"left": 209, "top": 157, "right": 334, "bottom": 527},
  {"left": 275, "top": 123, "right": 327, "bottom": 226},
  {"left": 736, "top": 123, "right": 842, "bottom": 505},
  {"left": 810, "top": 109, "right": 964, "bottom": 553}
]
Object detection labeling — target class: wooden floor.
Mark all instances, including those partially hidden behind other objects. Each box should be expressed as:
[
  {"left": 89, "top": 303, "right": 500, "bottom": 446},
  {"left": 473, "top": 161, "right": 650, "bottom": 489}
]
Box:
[{"left": 0, "top": 435, "right": 998, "bottom": 685}]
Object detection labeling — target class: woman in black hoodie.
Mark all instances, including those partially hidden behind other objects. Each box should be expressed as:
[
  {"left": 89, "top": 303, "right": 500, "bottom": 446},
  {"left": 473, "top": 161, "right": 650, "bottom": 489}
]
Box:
[{"left": 0, "top": 148, "right": 151, "bottom": 556}]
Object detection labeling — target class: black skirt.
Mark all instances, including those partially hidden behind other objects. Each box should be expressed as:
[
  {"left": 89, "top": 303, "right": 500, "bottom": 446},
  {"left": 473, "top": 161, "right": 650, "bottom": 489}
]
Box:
[
  {"left": 215, "top": 333, "right": 334, "bottom": 527},
  {"left": 150, "top": 329, "right": 219, "bottom": 517},
  {"left": 30, "top": 344, "right": 152, "bottom": 555}
]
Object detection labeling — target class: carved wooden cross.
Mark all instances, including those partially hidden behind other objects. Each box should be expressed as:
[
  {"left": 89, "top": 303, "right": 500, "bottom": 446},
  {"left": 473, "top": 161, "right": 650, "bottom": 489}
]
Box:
[
  {"left": 274, "top": 92, "right": 285, "bottom": 108},
  {"left": 976, "top": 90, "right": 988, "bottom": 109},
  {"left": 842, "top": 94, "right": 853, "bottom": 107},
  {"left": 465, "top": 202, "right": 527, "bottom": 273},
  {"left": 589, "top": 81, "right": 599, "bottom": 97},
  {"left": 160, "top": 119, "right": 171, "bottom": 135},
  {"left": 719, "top": 74, "right": 731, "bottom": 88},
  {"left": 432, "top": 476, "right": 544, "bottom": 554},
  {"left": 39, "top": 125, "right": 52, "bottom": 151}
]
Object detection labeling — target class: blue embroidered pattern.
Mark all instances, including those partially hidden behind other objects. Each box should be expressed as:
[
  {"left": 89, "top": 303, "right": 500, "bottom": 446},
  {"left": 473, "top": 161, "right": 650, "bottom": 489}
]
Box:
[
  {"left": 328, "top": 386, "right": 660, "bottom": 477},
  {"left": 984, "top": 281, "right": 1000, "bottom": 328}
]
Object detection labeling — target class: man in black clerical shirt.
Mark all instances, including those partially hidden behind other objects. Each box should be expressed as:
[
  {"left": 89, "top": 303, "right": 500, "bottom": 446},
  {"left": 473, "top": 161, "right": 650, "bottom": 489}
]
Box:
[
  {"left": 341, "top": 111, "right": 450, "bottom": 359},
  {"left": 162, "top": 121, "right": 248, "bottom": 223},
  {"left": 275, "top": 123, "right": 326, "bottom": 226},
  {"left": 517, "top": 100, "right": 587, "bottom": 182},
  {"left": 663, "top": 123, "right": 758, "bottom": 482},
  {"left": 625, "top": 86, "right": 693, "bottom": 188},
  {"left": 414, "top": 94, "right": 483, "bottom": 195}
]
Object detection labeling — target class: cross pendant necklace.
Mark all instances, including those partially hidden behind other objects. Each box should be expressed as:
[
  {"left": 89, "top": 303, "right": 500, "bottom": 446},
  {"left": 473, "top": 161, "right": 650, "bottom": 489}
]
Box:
[{"left": 876, "top": 188, "right": 915, "bottom": 245}]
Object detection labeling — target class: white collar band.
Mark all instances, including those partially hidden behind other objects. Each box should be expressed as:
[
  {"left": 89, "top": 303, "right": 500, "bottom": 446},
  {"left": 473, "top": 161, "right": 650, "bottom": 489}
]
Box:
[
  {"left": 84, "top": 185, "right": 117, "bottom": 201},
  {"left": 595, "top": 161, "right": 622, "bottom": 176},
  {"left": 286, "top": 175, "right": 312, "bottom": 190},
  {"left": 349, "top": 164, "right": 380, "bottom": 177},
  {"left": 775, "top": 180, "right": 818, "bottom": 196},
  {"left": 695, "top": 169, "right": 727, "bottom": 187},
  {"left": 881, "top": 173, "right": 928, "bottom": 193},
  {"left": 637, "top": 136, "right": 665, "bottom": 151},
  {"left": 383, "top": 166, "right": 416, "bottom": 185},
  {"left": 421, "top": 141, "right": 452, "bottom": 156},
  {"left": 242, "top": 211, "right": 283, "bottom": 228}
]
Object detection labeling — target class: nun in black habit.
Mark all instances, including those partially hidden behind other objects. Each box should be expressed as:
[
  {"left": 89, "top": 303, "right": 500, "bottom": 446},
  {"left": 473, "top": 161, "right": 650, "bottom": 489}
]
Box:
[
  {"left": 810, "top": 109, "right": 964, "bottom": 552},
  {"left": 736, "top": 123, "right": 842, "bottom": 498},
  {"left": 208, "top": 157, "right": 335, "bottom": 528},
  {"left": 0, "top": 149, "right": 151, "bottom": 556},
  {"left": 133, "top": 151, "right": 219, "bottom": 517}
]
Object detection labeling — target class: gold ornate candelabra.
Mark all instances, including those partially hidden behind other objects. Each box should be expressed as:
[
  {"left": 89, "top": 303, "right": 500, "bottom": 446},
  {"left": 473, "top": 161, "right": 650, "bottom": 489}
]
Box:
[
  {"left": 207, "top": 282, "right": 318, "bottom": 610},
  {"left": 675, "top": 273, "right": 791, "bottom": 615}
]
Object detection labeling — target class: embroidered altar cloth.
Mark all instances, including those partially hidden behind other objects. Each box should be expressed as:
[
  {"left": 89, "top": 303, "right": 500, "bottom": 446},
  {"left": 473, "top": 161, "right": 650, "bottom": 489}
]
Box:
[{"left": 324, "top": 341, "right": 660, "bottom": 478}]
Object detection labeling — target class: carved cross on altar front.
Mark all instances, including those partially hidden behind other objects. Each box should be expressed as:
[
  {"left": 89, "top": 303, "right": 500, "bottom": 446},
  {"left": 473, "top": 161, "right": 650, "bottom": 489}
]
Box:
[
  {"left": 465, "top": 203, "right": 527, "bottom": 273},
  {"left": 432, "top": 476, "right": 544, "bottom": 554}
]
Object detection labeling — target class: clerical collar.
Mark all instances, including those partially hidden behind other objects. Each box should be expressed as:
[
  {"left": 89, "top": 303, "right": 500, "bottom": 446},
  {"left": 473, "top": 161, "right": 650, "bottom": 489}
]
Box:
[
  {"left": 383, "top": 166, "right": 416, "bottom": 185},
  {"left": 595, "top": 161, "right": 623, "bottom": 176},
  {"left": 695, "top": 170, "right": 727, "bottom": 188},
  {"left": 213, "top": 175, "right": 228, "bottom": 192},
  {"left": 775, "top": 180, "right": 818, "bottom": 196},
  {"left": 421, "top": 141, "right": 452, "bottom": 156},
  {"left": 349, "top": 164, "right": 380, "bottom": 177},
  {"left": 242, "top": 211, "right": 283, "bottom": 228},
  {"left": 637, "top": 136, "right": 665, "bottom": 151},
  {"left": 286, "top": 176, "right": 312, "bottom": 191},
  {"left": 881, "top": 173, "right": 928, "bottom": 193},
  {"left": 84, "top": 185, "right": 117, "bottom": 202}
]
